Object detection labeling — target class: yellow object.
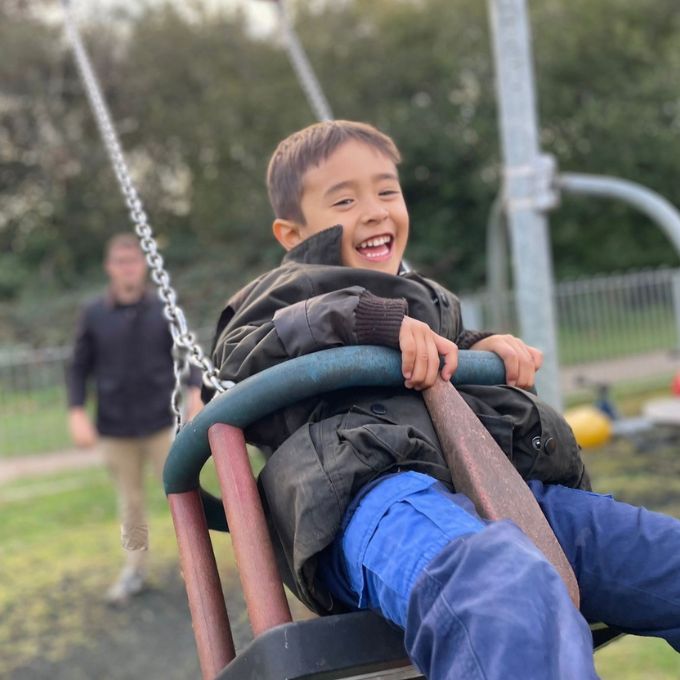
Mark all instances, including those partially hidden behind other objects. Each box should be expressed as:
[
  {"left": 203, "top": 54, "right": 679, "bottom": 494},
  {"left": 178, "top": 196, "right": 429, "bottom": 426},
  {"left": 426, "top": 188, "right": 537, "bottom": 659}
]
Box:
[{"left": 563, "top": 406, "right": 613, "bottom": 449}]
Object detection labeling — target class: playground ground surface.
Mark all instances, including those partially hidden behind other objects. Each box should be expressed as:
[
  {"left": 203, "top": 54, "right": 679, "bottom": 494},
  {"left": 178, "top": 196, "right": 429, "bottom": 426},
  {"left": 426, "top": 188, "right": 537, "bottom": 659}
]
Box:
[{"left": 2, "top": 386, "right": 680, "bottom": 678}]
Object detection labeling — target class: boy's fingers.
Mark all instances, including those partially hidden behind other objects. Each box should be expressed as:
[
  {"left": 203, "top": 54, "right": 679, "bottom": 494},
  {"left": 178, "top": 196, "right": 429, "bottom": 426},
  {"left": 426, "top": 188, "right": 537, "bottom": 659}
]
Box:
[
  {"left": 511, "top": 338, "right": 541, "bottom": 388},
  {"left": 517, "top": 356, "right": 534, "bottom": 388},
  {"left": 528, "top": 346, "right": 544, "bottom": 370},
  {"left": 423, "top": 335, "right": 440, "bottom": 389},
  {"left": 511, "top": 339, "right": 534, "bottom": 388},
  {"left": 400, "top": 325, "right": 416, "bottom": 381},
  {"left": 495, "top": 341, "right": 520, "bottom": 386},
  {"left": 409, "top": 331, "right": 430, "bottom": 388},
  {"left": 435, "top": 337, "right": 458, "bottom": 381}
]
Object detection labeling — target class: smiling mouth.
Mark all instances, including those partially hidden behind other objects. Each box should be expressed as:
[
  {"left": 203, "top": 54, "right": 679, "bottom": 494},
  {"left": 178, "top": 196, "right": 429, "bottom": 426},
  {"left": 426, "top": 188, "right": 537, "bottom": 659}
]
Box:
[{"left": 355, "top": 234, "right": 394, "bottom": 261}]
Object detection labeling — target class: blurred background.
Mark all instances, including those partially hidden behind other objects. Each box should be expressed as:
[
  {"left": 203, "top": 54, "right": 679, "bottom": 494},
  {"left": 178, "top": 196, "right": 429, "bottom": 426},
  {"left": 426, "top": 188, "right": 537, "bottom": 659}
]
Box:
[{"left": 2, "top": 0, "right": 680, "bottom": 677}]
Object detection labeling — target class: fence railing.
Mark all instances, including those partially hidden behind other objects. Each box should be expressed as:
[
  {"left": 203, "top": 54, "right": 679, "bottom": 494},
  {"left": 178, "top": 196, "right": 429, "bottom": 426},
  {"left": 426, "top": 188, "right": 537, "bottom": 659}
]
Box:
[
  {"left": 0, "top": 347, "right": 73, "bottom": 458},
  {"left": 2, "top": 271, "right": 680, "bottom": 457},
  {"left": 464, "top": 267, "right": 680, "bottom": 366},
  {"left": 0, "top": 328, "right": 214, "bottom": 458}
]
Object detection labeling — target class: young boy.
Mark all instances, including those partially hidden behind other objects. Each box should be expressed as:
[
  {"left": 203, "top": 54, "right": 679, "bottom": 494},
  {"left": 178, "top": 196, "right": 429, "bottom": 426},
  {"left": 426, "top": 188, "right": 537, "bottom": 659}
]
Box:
[{"left": 208, "top": 121, "right": 680, "bottom": 679}]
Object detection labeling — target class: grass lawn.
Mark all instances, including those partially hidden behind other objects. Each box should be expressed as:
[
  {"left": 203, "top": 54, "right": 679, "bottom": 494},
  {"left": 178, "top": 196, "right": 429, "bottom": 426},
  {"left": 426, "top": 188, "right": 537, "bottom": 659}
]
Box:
[
  {"left": 0, "top": 385, "right": 78, "bottom": 457},
  {"left": 0, "top": 468, "right": 182, "bottom": 673},
  {"left": 1, "top": 428, "right": 680, "bottom": 677},
  {"left": 558, "top": 306, "right": 677, "bottom": 365},
  {"left": 0, "top": 459, "right": 299, "bottom": 678}
]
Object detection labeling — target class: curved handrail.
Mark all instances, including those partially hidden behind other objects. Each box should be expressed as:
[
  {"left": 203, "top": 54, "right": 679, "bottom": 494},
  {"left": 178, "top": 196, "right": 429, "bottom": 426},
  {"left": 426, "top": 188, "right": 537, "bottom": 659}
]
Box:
[{"left": 164, "top": 346, "right": 505, "bottom": 529}]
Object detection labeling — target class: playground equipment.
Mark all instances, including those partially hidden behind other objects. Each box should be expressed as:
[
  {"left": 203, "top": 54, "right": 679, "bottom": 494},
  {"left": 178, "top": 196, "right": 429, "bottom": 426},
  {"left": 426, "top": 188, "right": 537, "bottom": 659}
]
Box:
[
  {"left": 262, "top": 0, "right": 333, "bottom": 122},
  {"left": 487, "top": 0, "right": 680, "bottom": 412},
  {"left": 163, "top": 347, "right": 502, "bottom": 678},
  {"left": 163, "top": 346, "right": 620, "bottom": 679},
  {"left": 60, "top": 1, "right": 625, "bottom": 676},
  {"left": 564, "top": 405, "right": 614, "bottom": 449}
]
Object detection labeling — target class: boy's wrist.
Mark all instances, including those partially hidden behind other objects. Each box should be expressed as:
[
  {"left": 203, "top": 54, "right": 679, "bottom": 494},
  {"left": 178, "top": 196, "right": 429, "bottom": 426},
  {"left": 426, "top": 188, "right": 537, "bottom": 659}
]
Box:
[{"left": 354, "top": 291, "right": 407, "bottom": 348}]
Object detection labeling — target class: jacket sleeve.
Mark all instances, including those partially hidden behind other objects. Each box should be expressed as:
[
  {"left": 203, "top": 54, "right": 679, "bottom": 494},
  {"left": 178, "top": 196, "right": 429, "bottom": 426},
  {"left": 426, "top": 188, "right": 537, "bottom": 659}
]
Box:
[
  {"left": 66, "top": 307, "right": 94, "bottom": 407},
  {"left": 455, "top": 329, "right": 495, "bottom": 349},
  {"left": 213, "top": 285, "right": 407, "bottom": 385}
]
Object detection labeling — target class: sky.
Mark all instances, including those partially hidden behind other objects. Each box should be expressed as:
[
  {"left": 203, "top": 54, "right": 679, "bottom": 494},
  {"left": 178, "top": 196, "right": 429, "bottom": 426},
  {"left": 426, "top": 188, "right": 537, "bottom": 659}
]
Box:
[{"left": 74, "top": 0, "right": 279, "bottom": 34}]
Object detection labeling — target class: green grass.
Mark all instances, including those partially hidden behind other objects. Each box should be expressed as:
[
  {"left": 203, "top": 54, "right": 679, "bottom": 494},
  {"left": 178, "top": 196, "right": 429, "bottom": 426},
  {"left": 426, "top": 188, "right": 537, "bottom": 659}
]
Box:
[
  {"left": 596, "top": 637, "right": 680, "bottom": 679},
  {"left": 557, "top": 304, "right": 678, "bottom": 365},
  {"left": 0, "top": 465, "right": 233, "bottom": 674},
  {"left": 0, "top": 384, "right": 78, "bottom": 457}
]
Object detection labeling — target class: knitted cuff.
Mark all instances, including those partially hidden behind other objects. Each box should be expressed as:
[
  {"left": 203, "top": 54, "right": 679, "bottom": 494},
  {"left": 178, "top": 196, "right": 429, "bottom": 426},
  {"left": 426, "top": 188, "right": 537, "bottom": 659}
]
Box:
[
  {"left": 354, "top": 291, "right": 408, "bottom": 348},
  {"left": 455, "top": 329, "right": 494, "bottom": 350}
]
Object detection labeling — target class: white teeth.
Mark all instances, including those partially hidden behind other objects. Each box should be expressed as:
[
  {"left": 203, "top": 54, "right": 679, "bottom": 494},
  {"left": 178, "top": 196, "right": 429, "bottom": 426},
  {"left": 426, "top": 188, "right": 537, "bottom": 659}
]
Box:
[{"left": 358, "top": 235, "right": 391, "bottom": 249}]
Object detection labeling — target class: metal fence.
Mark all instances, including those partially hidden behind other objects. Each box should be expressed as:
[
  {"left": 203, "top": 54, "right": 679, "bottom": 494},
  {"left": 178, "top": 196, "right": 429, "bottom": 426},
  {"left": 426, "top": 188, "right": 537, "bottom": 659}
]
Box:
[
  {"left": 0, "top": 346, "right": 73, "bottom": 457},
  {"left": 464, "top": 267, "right": 680, "bottom": 365},
  {"left": 2, "top": 270, "right": 680, "bottom": 457}
]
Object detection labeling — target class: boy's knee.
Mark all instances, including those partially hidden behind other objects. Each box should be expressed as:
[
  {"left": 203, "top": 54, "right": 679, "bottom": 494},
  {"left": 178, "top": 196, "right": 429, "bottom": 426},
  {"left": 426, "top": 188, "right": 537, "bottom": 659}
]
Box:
[
  {"left": 406, "top": 522, "right": 590, "bottom": 678},
  {"left": 408, "top": 520, "right": 571, "bottom": 625}
]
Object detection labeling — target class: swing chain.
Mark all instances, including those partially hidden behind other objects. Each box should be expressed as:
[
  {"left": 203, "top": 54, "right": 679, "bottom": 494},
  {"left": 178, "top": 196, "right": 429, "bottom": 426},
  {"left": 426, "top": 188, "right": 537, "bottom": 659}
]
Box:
[{"left": 61, "top": 0, "right": 233, "bottom": 432}]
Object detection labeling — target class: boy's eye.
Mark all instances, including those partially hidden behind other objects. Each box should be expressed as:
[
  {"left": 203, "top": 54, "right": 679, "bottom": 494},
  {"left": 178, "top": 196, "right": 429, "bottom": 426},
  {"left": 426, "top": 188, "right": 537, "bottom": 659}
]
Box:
[
  {"left": 332, "top": 198, "right": 354, "bottom": 207},
  {"left": 379, "top": 189, "right": 401, "bottom": 197}
]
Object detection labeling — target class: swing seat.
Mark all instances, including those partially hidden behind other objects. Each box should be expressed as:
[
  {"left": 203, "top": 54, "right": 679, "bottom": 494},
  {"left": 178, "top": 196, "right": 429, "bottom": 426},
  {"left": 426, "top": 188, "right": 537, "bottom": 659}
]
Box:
[
  {"left": 216, "top": 611, "right": 421, "bottom": 680},
  {"left": 164, "top": 346, "right": 621, "bottom": 680},
  {"left": 214, "top": 616, "right": 620, "bottom": 680}
]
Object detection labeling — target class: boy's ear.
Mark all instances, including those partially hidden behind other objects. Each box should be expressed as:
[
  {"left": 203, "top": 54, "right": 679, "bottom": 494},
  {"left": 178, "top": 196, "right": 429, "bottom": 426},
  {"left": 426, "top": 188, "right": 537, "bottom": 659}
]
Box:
[{"left": 273, "top": 218, "right": 305, "bottom": 251}]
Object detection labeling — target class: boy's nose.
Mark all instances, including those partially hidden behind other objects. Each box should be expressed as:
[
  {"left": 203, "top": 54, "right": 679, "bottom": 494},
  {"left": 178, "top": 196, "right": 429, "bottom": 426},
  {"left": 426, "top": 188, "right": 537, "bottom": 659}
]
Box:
[{"left": 363, "top": 206, "right": 389, "bottom": 224}]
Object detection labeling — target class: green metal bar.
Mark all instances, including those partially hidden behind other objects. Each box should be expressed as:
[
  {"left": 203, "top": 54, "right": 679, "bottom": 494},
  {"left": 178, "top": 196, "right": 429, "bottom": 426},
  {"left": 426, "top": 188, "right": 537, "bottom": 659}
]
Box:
[{"left": 163, "top": 346, "right": 505, "bottom": 529}]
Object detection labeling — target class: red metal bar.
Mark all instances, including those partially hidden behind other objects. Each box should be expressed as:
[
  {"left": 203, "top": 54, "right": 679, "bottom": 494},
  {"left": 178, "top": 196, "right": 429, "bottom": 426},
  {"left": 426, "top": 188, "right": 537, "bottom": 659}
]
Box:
[
  {"left": 423, "top": 379, "right": 580, "bottom": 608},
  {"left": 209, "top": 423, "right": 293, "bottom": 636},
  {"left": 168, "top": 490, "right": 235, "bottom": 679}
]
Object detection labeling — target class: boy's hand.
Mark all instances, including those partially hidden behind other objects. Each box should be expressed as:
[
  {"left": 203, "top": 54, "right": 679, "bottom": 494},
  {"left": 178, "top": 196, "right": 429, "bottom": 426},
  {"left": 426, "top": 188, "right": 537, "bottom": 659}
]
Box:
[
  {"left": 399, "top": 316, "right": 458, "bottom": 390},
  {"left": 470, "top": 334, "right": 543, "bottom": 388}
]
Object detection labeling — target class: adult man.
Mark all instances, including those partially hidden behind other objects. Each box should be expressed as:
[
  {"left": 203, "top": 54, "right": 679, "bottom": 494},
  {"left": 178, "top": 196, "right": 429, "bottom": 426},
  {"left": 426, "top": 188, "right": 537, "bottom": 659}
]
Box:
[{"left": 66, "top": 233, "right": 202, "bottom": 604}]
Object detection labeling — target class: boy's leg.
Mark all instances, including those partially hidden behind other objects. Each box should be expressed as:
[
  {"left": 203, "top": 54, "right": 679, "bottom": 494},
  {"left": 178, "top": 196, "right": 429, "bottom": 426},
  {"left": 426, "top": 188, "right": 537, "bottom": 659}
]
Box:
[
  {"left": 318, "top": 472, "right": 597, "bottom": 680},
  {"left": 530, "top": 481, "right": 680, "bottom": 650}
]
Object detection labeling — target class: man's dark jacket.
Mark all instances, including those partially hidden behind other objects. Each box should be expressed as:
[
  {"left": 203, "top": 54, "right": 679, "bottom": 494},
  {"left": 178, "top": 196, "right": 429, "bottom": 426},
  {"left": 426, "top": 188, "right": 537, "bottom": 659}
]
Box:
[
  {"left": 67, "top": 290, "right": 201, "bottom": 437},
  {"left": 209, "top": 226, "right": 589, "bottom": 613}
]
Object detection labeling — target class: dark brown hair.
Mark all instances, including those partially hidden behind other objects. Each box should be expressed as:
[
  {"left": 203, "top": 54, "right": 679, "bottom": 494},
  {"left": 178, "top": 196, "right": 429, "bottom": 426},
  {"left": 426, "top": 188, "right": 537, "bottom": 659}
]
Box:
[{"left": 266, "top": 120, "right": 401, "bottom": 224}]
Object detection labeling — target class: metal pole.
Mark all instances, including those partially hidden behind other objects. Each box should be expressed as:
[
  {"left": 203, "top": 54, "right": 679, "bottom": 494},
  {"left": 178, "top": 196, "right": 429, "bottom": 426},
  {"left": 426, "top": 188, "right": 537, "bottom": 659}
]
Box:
[
  {"left": 273, "top": 0, "right": 334, "bottom": 121},
  {"left": 557, "top": 173, "right": 680, "bottom": 256},
  {"left": 671, "top": 271, "right": 680, "bottom": 353},
  {"left": 486, "top": 195, "right": 512, "bottom": 330},
  {"left": 424, "top": 379, "right": 579, "bottom": 607},
  {"left": 209, "top": 423, "right": 293, "bottom": 637},
  {"left": 488, "top": 0, "right": 562, "bottom": 409},
  {"left": 168, "top": 490, "right": 235, "bottom": 679}
]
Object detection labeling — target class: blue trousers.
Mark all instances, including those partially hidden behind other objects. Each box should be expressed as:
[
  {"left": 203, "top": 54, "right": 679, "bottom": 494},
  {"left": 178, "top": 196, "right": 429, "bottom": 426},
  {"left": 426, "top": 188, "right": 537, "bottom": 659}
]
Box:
[{"left": 317, "top": 471, "right": 680, "bottom": 680}]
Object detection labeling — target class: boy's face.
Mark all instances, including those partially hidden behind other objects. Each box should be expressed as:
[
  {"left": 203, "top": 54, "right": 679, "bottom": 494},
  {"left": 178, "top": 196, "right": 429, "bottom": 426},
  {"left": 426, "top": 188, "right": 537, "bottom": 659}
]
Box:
[{"left": 284, "top": 140, "right": 409, "bottom": 275}]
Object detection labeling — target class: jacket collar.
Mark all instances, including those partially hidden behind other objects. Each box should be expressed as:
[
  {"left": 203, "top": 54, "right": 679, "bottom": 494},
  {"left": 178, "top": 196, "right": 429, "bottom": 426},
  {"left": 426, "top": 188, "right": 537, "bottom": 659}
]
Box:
[{"left": 282, "top": 225, "right": 345, "bottom": 266}]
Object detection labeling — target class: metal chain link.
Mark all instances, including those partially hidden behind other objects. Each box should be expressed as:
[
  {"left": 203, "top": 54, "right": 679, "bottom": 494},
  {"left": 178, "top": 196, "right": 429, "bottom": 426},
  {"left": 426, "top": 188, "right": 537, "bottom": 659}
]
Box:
[{"left": 61, "top": 1, "right": 233, "bottom": 431}]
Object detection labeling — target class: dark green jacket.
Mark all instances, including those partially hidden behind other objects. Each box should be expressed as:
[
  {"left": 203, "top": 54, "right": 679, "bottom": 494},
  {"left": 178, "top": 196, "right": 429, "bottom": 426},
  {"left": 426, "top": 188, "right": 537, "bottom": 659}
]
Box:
[{"left": 209, "top": 225, "right": 589, "bottom": 612}]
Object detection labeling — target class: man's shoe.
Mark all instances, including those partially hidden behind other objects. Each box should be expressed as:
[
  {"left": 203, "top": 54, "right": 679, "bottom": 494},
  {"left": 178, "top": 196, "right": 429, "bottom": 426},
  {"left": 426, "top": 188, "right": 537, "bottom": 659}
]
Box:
[{"left": 106, "top": 567, "right": 146, "bottom": 605}]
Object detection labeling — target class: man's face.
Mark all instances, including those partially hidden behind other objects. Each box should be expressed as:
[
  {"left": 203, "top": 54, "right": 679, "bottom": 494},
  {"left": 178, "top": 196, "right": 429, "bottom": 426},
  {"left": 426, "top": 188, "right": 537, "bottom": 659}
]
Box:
[
  {"left": 297, "top": 140, "right": 409, "bottom": 275},
  {"left": 105, "top": 245, "right": 147, "bottom": 293}
]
